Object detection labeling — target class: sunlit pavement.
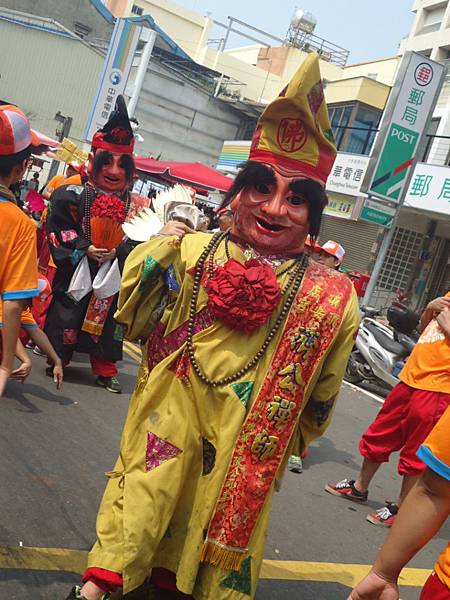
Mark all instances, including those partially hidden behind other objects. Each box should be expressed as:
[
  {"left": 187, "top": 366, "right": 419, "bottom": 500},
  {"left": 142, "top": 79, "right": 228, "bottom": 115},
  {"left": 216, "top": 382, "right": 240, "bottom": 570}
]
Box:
[{"left": 0, "top": 347, "right": 446, "bottom": 599}]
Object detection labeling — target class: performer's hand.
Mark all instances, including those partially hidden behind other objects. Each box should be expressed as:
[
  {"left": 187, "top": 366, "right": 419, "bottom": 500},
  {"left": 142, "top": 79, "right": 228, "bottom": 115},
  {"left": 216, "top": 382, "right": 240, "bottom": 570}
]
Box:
[
  {"left": 158, "top": 221, "right": 195, "bottom": 239},
  {"left": 52, "top": 361, "right": 64, "bottom": 390},
  {"left": 436, "top": 307, "right": 450, "bottom": 338},
  {"left": 427, "top": 295, "right": 450, "bottom": 313},
  {"left": 98, "top": 248, "right": 116, "bottom": 263},
  {"left": 0, "top": 366, "right": 11, "bottom": 397},
  {"left": 87, "top": 245, "right": 109, "bottom": 263},
  {"left": 346, "top": 571, "right": 399, "bottom": 600},
  {"left": 9, "top": 360, "right": 32, "bottom": 383}
]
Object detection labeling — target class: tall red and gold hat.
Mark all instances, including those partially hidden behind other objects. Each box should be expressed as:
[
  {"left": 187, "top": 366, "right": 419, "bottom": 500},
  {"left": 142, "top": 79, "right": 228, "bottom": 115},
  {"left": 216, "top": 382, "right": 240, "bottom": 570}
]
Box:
[
  {"left": 91, "top": 95, "right": 134, "bottom": 155},
  {"left": 249, "top": 53, "right": 336, "bottom": 186}
]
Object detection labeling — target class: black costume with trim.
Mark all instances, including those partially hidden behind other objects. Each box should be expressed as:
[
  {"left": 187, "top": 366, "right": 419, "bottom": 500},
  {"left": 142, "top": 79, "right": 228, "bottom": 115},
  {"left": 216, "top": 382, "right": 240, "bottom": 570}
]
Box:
[{"left": 44, "top": 183, "right": 131, "bottom": 363}]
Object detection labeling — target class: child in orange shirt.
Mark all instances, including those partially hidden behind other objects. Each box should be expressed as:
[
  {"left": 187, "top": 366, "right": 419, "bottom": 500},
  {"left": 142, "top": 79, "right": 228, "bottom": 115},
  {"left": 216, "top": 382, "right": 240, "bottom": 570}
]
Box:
[
  {"left": 347, "top": 406, "right": 450, "bottom": 600},
  {"left": 326, "top": 293, "right": 450, "bottom": 527},
  {"left": 0, "top": 276, "right": 63, "bottom": 388}
]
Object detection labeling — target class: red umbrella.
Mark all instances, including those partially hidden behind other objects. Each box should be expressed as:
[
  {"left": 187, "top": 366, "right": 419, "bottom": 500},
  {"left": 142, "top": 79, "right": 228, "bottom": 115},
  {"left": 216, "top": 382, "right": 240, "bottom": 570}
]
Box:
[{"left": 135, "top": 157, "right": 234, "bottom": 193}]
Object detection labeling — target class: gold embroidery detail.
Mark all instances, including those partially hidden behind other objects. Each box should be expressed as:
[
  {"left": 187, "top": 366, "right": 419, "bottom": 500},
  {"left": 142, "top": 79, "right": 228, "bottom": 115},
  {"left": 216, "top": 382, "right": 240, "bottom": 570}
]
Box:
[
  {"left": 267, "top": 397, "right": 296, "bottom": 429},
  {"left": 329, "top": 294, "right": 342, "bottom": 308},
  {"left": 296, "top": 296, "right": 311, "bottom": 313},
  {"left": 308, "top": 284, "right": 322, "bottom": 299},
  {"left": 251, "top": 431, "right": 279, "bottom": 460},
  {"left": 278, "top": 363, "right": 303, "bottom": 390},
  {"left": 312, "top": 306, "right": 326, "bottom": 321},
  {"left": 327, "top": 313, "right": 341, "bottom": 327}
]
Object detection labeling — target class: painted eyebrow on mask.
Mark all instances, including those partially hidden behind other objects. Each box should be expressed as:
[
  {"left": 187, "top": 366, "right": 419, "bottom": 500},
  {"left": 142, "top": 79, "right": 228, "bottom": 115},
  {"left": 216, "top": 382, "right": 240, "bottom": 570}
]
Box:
[
  {"left": 288, "top": 180, "right": 309, "bottom": 194},
  {"left": 249, "top": 163, "right": 277, "bottom": 186}
]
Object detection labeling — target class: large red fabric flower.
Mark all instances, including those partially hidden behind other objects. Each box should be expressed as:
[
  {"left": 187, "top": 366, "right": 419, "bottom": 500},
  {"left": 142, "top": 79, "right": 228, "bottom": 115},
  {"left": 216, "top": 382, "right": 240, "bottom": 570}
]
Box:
[
  {"left": 90, "top": 194, "right": 126, "bottom": 222},
  {"left": 205, "top": 259, "right": 281, "bottom": 333}
]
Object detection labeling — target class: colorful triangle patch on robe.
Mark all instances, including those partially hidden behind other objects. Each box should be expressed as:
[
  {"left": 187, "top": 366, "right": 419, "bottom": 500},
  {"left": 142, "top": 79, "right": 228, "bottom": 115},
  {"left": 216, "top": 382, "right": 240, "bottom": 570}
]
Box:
[
  {"left": 221, "top": 556, "right": 252, "bottom": 595},
  {"left": 231, "top": 382, "right": 254, "bottom": 409},
  {"left": 145, "top": 432, "right": 182, "bottom": 472}
]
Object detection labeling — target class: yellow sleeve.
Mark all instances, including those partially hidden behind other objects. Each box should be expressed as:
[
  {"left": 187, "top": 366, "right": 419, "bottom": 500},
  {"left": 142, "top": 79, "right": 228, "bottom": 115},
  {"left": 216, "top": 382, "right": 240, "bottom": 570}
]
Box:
[
  {"left": 115, "top": 235, "right": 183, "bottom": 341},
  {"left": 297, "top": 288, "right": 360, "bottom": 450}
]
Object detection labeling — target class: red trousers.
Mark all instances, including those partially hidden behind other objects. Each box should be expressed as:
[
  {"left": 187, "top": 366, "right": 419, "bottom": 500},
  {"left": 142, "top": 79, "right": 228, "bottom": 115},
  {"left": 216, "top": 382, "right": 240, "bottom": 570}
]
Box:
[
  {"left": 58, "top": 356, "right": 117, "bottom": 377},
  {"left": 359, "top": 382, "right": 450, "bottom": 476},
  {"left": 420, "top": 573, "right": 450, "bottom": 599},
  {"left": 90, "top": 355, "right": 117, "bottom": 377},
  {"left": 83, "top": 567, "right": 191, "bottom": 597}
]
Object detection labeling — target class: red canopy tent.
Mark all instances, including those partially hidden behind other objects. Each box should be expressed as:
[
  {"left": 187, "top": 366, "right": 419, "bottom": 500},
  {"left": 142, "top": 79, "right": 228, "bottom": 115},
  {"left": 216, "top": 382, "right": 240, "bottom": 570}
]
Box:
[{"left": 135, "top": 157, "right": 234, "bottom": 193}]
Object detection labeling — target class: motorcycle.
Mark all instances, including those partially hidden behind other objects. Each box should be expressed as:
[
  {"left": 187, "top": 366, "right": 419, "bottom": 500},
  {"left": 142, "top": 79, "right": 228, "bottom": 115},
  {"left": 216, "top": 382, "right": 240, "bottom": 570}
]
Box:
[{"left": 345, "top": 304, "right": 420, "bottom": 390}]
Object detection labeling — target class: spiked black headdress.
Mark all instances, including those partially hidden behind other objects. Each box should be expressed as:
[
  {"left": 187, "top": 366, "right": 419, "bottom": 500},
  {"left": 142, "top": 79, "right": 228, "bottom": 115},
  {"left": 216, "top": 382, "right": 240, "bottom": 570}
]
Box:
[{"left": 92, "top": 95, "right": 134, "bottom": 154}]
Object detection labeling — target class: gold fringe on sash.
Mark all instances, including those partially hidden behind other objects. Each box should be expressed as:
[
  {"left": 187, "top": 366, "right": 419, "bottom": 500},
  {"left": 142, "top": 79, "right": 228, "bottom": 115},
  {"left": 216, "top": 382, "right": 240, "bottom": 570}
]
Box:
[
  {"left": 200, "top": 540, "right": 246, "bottom": 572},
  {"left": 81, "top": 320, "right": 103, "bottom": 336}
]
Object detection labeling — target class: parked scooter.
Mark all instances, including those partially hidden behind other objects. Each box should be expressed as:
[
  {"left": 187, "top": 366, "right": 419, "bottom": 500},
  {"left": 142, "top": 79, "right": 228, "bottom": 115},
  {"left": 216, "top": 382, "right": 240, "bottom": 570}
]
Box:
[{"left": 345, "top": 304, "right": 420, "bottom": 389}]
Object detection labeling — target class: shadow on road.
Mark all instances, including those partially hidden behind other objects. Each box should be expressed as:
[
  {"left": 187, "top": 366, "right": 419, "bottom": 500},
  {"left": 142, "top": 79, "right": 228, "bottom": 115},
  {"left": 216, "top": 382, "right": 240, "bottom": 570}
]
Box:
[
  {"left": 4, "top": 382, "right": 74, "bottom": 413},
  {"left": 305, "top": 436, "right": 361, "bottom": 472}
]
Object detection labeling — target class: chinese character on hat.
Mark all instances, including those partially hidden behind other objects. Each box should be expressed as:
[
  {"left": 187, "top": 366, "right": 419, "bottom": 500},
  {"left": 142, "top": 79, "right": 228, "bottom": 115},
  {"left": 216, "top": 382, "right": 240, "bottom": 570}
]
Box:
[{"left": 249, "top": 53, "right": 337, "bottom": 186}]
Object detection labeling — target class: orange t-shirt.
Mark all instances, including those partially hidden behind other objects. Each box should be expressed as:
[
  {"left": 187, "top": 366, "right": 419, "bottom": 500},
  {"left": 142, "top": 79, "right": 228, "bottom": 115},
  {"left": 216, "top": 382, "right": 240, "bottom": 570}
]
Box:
[
  {"left": 45, "top": 174, "right": 65, "bottom": 194},
  {"left": 417, "top": 406, "right": 450, "bottom": 589},
  {"left": 0, "top": 198, "right": 38, "bottom": 301},
  {"left": 0, "top": 304, "right": 37, "bottom": 329},
  {"left": 400, "top": 292, "right": 450, "bottom": 394},
  {"left": 54, "top": 174, "right": 82, "bottom": 189}
]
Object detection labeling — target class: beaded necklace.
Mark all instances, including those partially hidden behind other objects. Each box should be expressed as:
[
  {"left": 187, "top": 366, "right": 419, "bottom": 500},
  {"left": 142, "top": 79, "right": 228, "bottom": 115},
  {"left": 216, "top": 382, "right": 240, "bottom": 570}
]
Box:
[{"left": 187, "top": 231, "right": 307, "bottom": 387}]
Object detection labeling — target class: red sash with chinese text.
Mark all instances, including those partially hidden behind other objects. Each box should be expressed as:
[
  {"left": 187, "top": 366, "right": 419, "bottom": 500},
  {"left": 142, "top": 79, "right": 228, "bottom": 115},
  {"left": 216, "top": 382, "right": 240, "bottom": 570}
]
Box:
[{"left": 201, "top": 261, "right": 353, "bottom": 571}]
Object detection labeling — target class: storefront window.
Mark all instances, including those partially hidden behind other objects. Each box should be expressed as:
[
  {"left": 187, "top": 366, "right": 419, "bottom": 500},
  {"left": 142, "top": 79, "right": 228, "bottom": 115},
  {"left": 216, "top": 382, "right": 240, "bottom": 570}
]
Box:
[
  {"left": 329, "top": 104, "right": 353, "bottom": 148},
  {"left": 329, "top": 103, "right": 380, "bottom": 155},
  {"left": 346, "top": 106, "right": 380, "bottom": 155}
]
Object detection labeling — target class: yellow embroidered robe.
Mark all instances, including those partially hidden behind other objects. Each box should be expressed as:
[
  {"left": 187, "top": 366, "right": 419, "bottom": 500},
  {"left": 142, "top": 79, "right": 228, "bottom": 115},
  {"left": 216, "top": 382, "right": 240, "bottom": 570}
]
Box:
[{"left": 87, "top": 233, "right": 360, "bottom": 598}]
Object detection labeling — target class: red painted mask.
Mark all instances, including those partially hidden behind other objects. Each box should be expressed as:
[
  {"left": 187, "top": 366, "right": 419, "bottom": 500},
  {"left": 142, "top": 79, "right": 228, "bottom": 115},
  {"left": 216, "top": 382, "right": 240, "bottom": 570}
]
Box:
[
  {"left": 88, "top": 151, "right": 129, "bottom": 193},
  {"left": 230, "top": 165, "right": 312, "bottom": 255}
]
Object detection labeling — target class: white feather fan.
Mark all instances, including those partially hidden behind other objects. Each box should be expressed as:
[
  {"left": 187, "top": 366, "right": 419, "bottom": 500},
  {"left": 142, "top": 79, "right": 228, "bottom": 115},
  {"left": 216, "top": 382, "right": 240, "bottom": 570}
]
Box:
[{"left": 122, "top": 184, "right": 193, "bottom": 242}]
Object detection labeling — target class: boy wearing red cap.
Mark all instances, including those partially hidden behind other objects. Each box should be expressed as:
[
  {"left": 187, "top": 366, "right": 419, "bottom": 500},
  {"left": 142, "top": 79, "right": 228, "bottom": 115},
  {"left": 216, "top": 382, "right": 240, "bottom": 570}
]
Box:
[
  {"left": 0, "top": 104, "right": 39, "bottom": 396},
  {"left": 314, "top": 240, "right": 346, "bottom": 270}
]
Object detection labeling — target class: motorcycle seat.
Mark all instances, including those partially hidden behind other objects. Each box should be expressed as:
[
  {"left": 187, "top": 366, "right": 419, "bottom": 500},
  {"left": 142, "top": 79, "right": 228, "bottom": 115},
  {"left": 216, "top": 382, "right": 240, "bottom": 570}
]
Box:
[
  {"left": 365, "top": 321, "right": 409, "bottom": 357},
  {"left": 361, "top": 306, "right": 380, "bottom": 318},
  {"left": 394, "top": 331, "right": 416, "bottom": 353}
]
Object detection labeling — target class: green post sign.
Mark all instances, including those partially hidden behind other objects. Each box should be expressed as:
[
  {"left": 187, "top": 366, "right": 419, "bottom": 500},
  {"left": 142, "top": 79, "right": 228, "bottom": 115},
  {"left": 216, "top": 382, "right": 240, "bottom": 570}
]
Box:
[
  {"left": 360, "top": 199, "right": 396, "bottom": 228},
  {"left": 370, "top": 124, "right": 419, "bottom": 201},
  {"left": 364, "top": 52, "right": 445, "bottom": 204}
]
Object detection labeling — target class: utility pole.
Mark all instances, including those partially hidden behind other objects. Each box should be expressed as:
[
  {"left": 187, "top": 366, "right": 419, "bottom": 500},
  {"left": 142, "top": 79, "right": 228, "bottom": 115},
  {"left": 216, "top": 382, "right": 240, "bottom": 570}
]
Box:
[
  {"left": 46, "top": 112, "right": 72, "bottom": 182},
  {"left": 127, "top": 28, "right": 157, "bottom": 118}
]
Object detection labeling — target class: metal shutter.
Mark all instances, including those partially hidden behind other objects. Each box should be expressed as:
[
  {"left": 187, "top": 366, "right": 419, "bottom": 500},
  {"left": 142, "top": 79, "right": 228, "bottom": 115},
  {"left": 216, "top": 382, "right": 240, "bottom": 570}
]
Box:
[{"left": 319, "top": 215, "right": 381, "bottom": 273}]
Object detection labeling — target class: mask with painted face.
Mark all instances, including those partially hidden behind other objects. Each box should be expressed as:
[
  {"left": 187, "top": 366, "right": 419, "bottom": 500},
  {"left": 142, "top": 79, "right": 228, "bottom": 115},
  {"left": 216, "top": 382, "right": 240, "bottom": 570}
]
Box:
[
  {"left": 228, "top": 161, "right": 328, "bottom": 256},
  {"left": 89, "top": 95, "right": 135, "bottom": 193},
  {"left": 88, "top": 150, "right": 133, "bottom": 193},
  {"left": 226, "top": 53, "right": 335, "bottom": 255}
]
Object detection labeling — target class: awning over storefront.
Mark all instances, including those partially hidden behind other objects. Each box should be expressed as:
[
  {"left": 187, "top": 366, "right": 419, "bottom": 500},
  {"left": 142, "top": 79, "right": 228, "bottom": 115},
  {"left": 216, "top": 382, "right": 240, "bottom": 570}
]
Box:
[
  {"left": 135, "top": 157, "right": 234, "bottom": 193},
  {"left": 33, "top": 130, "right": 59, "bottom": 148},
  {"left": 32, "top": 129, "right": 60, "bottom": 155}
]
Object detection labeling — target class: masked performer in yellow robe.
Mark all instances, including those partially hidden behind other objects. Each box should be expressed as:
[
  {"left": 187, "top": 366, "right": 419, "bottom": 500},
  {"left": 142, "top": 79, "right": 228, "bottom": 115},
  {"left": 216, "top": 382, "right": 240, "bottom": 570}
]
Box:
[{"left": 67, "top": 53, "right": 360, "bottom": 600}]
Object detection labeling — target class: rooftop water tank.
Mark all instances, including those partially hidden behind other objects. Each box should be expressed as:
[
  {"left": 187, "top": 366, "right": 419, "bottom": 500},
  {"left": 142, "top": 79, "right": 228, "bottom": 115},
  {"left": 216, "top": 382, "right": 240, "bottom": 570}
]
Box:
[{"left": 291, "top": 9, "right": 317, "bottom": 34}]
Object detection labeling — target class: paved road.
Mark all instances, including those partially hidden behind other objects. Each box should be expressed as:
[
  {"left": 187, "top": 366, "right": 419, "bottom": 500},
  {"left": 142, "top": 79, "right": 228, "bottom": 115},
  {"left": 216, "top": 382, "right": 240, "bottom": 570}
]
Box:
[{"left": 0, "top": 349, "right": 447, "bottom": 599}]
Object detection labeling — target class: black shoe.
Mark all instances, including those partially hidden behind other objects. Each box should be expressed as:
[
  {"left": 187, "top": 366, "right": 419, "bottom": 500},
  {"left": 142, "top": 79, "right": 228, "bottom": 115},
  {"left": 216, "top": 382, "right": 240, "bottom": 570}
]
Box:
[
  {"left": 65, "top": 586, "right": 87, "bottom": 599},
  {"left": 96, "top": 375, "right": 122, "bottom": 394}
]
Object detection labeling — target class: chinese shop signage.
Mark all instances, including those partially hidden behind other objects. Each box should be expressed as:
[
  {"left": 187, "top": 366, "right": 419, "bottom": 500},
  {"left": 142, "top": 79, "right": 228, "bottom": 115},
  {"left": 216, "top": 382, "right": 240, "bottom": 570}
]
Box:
[{"left": 363, "top": 52, "right": 444, "bottom": 203}]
